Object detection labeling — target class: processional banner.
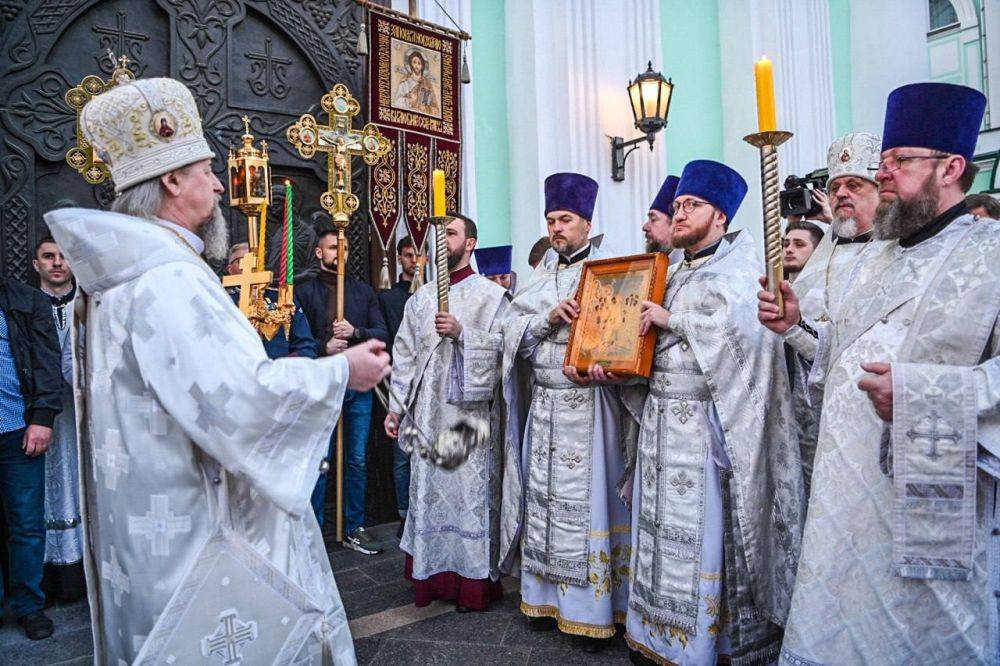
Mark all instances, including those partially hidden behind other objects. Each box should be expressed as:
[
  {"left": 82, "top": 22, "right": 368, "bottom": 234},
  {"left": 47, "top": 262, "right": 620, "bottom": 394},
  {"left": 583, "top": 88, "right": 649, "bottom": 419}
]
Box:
[{"left": 365, "top": 7, "right": 463, "bottom": 255}]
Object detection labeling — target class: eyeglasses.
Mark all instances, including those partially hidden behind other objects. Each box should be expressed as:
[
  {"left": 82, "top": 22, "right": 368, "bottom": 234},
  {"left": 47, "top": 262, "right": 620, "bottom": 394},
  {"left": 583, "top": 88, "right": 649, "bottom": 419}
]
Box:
[
  {"left": 671, "top": 199, "right": 711, "bottom": 215},
  {"left": 870, "top": 154, "right": 949, "bottom": 174}
]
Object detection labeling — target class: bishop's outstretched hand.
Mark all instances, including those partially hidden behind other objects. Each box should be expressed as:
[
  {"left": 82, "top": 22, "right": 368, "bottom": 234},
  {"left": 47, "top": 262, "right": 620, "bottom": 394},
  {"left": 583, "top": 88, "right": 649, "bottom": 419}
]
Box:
[{"left": 344, "top": 339, "right": 391, "bottom": 391}]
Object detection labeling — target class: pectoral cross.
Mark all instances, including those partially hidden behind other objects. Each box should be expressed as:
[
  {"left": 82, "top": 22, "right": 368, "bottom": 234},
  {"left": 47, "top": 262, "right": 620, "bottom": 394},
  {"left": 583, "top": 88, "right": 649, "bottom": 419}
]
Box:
[
  {"left": 286, "top": 83, "right": 390, "bottom": 226},
  {"left": 221, "top": 253, "right": 273, "bottom": 315}
]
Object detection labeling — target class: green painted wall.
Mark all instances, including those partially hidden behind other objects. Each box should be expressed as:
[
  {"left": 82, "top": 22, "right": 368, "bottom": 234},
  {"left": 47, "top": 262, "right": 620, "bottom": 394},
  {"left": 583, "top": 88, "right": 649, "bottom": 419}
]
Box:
[
  {"left": 660, "top": 0, "right": 724, "bottom": 174},
  {"left": 471, "top": 0, "right": 511, "bottom": 246},
  {"left": 828, "top": 0, "right": 853, "bottom": 135}
]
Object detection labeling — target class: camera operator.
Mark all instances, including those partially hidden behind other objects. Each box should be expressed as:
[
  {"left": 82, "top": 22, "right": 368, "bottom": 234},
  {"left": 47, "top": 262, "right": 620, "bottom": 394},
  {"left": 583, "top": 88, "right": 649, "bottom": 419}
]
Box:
[{"left": 781, "top": 170, "right": 833, "bottom": 225}]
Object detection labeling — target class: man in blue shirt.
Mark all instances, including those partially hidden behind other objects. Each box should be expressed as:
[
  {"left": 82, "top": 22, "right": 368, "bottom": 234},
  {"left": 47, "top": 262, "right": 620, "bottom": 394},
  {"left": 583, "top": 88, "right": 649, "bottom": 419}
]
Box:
[
  {"left": 297, "top": 228, "right": 388, "bottom": 554},
  {"left": 224, "top": 243, "right": 317, "bottom": 360},
  {"left": 0, "top": 276, "right": 62, "bottom": 640}
]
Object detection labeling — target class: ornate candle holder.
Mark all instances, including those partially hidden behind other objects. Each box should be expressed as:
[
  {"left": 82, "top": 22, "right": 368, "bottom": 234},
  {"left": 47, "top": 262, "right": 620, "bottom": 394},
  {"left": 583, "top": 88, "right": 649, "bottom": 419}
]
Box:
[
  {"left": 743, "top": 130, "right": 793, "bottom": 316},
  {"left": 429, "top": 216, "right": 451, "bottom": 316}
]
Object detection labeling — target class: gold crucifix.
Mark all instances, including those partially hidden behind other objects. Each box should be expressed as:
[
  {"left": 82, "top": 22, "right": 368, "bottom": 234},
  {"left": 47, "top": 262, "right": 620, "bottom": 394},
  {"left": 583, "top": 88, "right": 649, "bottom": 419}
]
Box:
[
  {"left": 286, "top": 83, "right": 389, "bottom": 544},
  {"left": 221, "top": 253, "right": 273, "bottom": 314},
  {"left": 286, "top": 83, "right": 390, "bottom": 226}
]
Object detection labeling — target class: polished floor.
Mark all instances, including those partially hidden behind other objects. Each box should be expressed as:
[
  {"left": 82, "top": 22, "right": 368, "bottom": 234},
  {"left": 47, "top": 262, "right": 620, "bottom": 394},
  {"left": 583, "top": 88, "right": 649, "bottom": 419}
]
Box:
[{"left": 1, "top": 522, "right": 633, "bottom": 665}]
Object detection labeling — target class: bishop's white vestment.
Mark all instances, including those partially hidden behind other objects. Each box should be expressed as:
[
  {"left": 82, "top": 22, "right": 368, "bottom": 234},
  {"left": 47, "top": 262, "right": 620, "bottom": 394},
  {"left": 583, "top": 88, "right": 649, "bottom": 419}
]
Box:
[
  {"left": 47, "top": 208, "right": 356, "bottom": 665},
  {"left": 780, "top": 212, "right": 1000, "bottom": 664},
  {"left": 390, "top": 272, "right": 508, "bottom": 590},
  {"left": 498, "top": 246, "right": 635, "bottom": 638}
]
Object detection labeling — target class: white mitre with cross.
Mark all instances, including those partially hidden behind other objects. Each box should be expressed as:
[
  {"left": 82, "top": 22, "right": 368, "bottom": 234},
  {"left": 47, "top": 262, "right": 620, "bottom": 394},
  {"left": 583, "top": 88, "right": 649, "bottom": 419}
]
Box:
[
  {"left": 826, "top": 131, "right": 881, "bottom": 184},
  {"left": 81, "top": 77, "right": 215, "bottom": 192}
]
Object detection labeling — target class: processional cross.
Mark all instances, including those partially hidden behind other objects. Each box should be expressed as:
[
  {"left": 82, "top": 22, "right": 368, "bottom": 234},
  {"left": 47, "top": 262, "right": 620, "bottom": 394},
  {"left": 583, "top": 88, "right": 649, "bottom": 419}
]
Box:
[{"left": 286, "top": 84, "right": 389, "bottom": 541}]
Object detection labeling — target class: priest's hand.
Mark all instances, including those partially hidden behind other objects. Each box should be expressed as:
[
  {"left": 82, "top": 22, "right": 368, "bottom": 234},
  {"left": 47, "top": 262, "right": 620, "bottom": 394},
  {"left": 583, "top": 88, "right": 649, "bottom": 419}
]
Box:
[
  {"left": 326, "top": 337, "right": 348, "bottom": 355},
  {"left": 639, "top": 301, "right": 670, "bottom": 335},
  {"left": 332, "top": 319, "right": 355, "bottom": 340},
  {"left": 435, "top": 312, "right": 463, "bottom": 339},
  {"left": 588, "top": 363, "right": 623, "bottom": 385},
  {"left": 858, "top": 362, "right": 893, "bottom": 422},
  {"left": 757, "top": 277, "right": 800, "bottom": 334},
  {"left": 22, "top": 424, "right": 52, "bottom": 457},
  {"left": 548, "top": 299, "right": 580, "bottom": 327},
  {"left": 563, "top": 365, "right": 592, "bottom": 386},
  {"left": 344, "top": 339, "right": 392, "bottom": 391},
  {"left": 385, "top": 412, "right": 400, "bottom": 439}
]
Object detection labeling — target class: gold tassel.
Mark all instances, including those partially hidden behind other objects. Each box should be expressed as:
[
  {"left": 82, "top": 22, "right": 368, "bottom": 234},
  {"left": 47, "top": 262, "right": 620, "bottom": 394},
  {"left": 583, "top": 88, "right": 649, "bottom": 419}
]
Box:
[
  {"left": 410, "top": 254, "right": 426, "bottom": 293},
  {"left": 379, "top": 255, "right": 390, "bottom": 290}
]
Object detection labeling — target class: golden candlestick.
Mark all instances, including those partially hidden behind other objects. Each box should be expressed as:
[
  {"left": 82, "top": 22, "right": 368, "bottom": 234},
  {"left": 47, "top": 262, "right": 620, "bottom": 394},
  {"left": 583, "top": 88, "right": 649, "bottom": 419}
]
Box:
[
  {"left": 429, "top": 216, "right": 451, "bottom": 316},
  {"left": 743, "top": 130, "right": 792, "bottom": 316}
]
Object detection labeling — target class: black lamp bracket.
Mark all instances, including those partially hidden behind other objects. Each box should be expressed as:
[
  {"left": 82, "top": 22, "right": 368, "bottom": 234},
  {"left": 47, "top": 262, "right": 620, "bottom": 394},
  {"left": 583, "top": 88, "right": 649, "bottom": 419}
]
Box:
[{"left": 610, "top": 132, "right": 656, "bottom": 182}]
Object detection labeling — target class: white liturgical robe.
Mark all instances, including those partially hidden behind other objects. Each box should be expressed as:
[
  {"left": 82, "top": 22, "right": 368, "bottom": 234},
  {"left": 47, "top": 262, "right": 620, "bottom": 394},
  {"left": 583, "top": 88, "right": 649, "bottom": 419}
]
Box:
[{"left": 46, "top": 208, "right": 356, "bottom": 665}]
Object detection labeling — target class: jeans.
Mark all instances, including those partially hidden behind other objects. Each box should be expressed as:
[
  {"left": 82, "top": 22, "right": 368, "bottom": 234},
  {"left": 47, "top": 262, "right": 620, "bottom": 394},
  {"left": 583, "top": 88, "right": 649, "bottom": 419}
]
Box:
[
  {"left": 0, "top": 427, "right": 45, "bottom": 617},
  {"left": 393, "top": 442, "right": 410, "bottom": 519},
  {"left": 311, "top": 389, "right": 373, "bottom": 534}
]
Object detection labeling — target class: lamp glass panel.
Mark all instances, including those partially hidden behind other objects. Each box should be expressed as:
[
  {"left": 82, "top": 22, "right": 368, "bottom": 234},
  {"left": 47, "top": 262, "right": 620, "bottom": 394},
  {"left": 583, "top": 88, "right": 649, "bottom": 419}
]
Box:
[
  {"left": 640, "top": 79, "right": 661, "bottom": 119},
  {"left": 657, "top": 81, "right": 673, "bottom": 120},
  {"left": 628, "top": 80, "right": 643, "bottom": 122}
]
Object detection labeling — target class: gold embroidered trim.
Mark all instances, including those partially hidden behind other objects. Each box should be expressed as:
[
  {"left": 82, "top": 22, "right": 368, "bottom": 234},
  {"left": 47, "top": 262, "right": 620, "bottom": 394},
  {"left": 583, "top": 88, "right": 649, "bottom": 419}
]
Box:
[
  {"left": 589, "top": 525, "right": 633, "bottom": 538},
  {"left": 519, "top": 601, "right": 625, "bottom": 639},
  {"left": 699, "top": 571, "right": 722, "bottom": 581},
  {"left": 624, "top": 634, "right": 681, "bottom": 665}
]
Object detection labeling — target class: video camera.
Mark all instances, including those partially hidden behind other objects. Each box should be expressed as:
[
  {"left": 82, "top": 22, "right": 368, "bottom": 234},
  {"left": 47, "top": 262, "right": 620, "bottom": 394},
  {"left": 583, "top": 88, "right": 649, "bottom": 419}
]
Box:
[{"left": 779, "top": 169, "right": 828, "bottom": 218}]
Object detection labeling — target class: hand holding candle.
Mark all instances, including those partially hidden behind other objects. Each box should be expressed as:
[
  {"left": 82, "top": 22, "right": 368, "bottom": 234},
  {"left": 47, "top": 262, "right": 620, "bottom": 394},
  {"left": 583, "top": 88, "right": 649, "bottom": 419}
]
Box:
[
  {"left": 754, "top": 56, "right": 776, "bottom": 133},
  {"left": 433, "top": 168, "right": 446, "bottom": 217}
]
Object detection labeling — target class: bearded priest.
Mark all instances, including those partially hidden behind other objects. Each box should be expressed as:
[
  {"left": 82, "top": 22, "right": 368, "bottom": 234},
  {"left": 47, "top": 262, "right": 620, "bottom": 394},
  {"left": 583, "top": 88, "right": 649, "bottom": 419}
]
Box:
[
  {"left": 498, "top": 173, "right": 635, "bottom": 652},
  {"left": 616, "top": 162, "right": 804, "bottom": 665},
  {"left": 45, "top": 77, "right": 390, "bottom": 665},
  {"left": 761, "top": 83, "right": 1000, "bottom": 663},
  {"left": 385, "top": 213, "right": 508, "bottom": 612}
]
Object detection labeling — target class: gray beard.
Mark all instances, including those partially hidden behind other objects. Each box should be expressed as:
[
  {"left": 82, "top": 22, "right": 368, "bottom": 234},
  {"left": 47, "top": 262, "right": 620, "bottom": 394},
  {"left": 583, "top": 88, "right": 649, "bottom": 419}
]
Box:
[
  {"left": 200, "top": 204, "right": 230, "bottom": 263},
  {"left": 873, "top": 190, "right": 938, "bottom": 241},
  {"left": 832, "top": 215, "right": 858, "bottom": 238}
]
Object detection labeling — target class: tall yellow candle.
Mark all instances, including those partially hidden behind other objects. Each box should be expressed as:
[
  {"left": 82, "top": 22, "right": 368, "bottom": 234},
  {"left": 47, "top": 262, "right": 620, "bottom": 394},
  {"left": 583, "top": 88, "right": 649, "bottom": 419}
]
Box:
[
  {"left": 432, "top": 169, "right": 446, "bottom": 217},
  {"left": 754, "top": 56, "right": 777, "bottom": 132}
]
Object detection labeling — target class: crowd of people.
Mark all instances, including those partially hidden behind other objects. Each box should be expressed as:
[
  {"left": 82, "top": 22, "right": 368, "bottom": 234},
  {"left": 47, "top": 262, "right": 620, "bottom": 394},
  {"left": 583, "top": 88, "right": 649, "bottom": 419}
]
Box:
[{"left": 0, "top": 71, "right": 997, "bottom": 665}]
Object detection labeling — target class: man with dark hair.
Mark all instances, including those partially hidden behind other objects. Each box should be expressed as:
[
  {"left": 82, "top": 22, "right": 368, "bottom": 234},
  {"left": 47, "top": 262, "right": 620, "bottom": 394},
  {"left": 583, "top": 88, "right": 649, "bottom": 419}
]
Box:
[
  {"left": 782, "top": 220, "right": 823, "bottom": 282},
  {"left": 761, "top": 82, "right": 1000, "bottom": 663},
  {"left": 386, "top": 214, "right": 508, "bottom": 612},
  {"left": 527, "top": 236, "right": 550, "bottom": 269},
  {"left": 966, "top": 192, "right": 1000, "bottom": 219},
  {"left": 378, "top": 234, "right": 418, "bottom": 532},
  {"left": 0, "top": 271, "right": 62, "bottom": 639},
  {"left": 297, "top": 227, "right": 389, "bottom": 554},
  {"left": 32, "top": 236, "right": 86, "bottom": 606}
]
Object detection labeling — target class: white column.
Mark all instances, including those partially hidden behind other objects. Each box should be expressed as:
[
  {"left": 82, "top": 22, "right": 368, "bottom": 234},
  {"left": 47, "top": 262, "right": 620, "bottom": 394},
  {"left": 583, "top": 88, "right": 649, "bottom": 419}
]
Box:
[{"left": 505, "top": 0, "right": 666, "bottom": 272}]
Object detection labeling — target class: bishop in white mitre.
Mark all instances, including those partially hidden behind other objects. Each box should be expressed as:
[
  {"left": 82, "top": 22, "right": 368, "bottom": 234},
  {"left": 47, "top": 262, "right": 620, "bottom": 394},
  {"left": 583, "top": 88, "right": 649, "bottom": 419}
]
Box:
[
  {"left": 761, "top": 83, "right": 1000, "bottom": 663},
  {"left": 46, "top": 77, "right": 389, "bottom": 665},
  {"left": 385, "top": 214, "right": 508, "bottom": 610},
  {"left": 790, "top": 132, "right": 881, "bottom": 492}
]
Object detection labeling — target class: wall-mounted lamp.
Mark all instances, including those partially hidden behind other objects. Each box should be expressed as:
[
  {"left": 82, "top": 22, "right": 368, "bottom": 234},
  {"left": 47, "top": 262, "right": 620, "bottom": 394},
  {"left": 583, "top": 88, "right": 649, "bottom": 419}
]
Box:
[{"left": 610, "top": 62, "right": 674, "bottom": 182}]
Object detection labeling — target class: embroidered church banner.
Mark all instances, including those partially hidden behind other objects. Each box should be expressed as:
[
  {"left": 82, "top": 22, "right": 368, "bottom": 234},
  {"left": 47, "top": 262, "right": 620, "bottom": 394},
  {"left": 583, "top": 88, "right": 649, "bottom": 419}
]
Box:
[{"left": 365, "top": 8, "right": 464, "bottom": 254}]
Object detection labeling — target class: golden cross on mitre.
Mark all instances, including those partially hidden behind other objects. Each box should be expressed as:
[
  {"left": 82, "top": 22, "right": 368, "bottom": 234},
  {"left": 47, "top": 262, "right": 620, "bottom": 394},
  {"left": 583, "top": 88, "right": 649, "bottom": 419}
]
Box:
[{"left": 286, "top": 83, "right": 390, "bottom": 226}]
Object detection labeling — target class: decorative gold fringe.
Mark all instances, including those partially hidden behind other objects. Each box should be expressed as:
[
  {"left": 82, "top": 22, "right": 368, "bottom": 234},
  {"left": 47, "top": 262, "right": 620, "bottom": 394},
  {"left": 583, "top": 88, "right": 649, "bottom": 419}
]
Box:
[
  {"left": 624, "top": 634, "right": 682, "bottom": 666},
  {"left": 379, "top": 255, "right": 390, "bottom": 290},
  {"left": 519, "top": 601, "right": 624, "bottom": 639}
]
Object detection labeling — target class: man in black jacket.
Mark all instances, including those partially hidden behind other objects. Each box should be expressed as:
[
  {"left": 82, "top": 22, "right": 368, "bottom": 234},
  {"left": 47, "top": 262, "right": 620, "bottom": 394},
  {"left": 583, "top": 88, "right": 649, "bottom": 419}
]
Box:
[
  {"left": 298, "top": 228, "right": 388, "bottom": 555},
  {"left": 0, "top": 277, "right": 62, "bottom": 640}
]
